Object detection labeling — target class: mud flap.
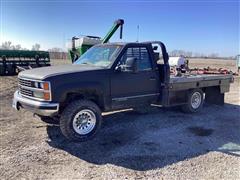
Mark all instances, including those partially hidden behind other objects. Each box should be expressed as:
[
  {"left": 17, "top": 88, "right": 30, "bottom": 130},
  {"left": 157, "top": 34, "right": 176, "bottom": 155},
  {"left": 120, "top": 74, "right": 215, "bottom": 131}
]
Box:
[{"left": 205, "top": 87, "right": 224, "bottom": 105}]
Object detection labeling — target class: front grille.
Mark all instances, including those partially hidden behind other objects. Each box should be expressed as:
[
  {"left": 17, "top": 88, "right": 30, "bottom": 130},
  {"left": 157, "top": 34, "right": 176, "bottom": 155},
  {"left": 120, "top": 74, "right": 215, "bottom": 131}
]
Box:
[
  {"left": 18, "top": 78, "right": 34, "bottom": 98},
  {"left": 19, "top": 87, "right": 33, "bottom": 97},
  {"left": 19, "top": 78, "right": 32, "bottom": 87}
]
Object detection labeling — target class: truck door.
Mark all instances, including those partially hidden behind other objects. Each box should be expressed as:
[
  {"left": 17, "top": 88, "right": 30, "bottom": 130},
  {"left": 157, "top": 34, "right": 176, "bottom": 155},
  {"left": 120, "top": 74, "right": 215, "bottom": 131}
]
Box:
[{"left": 111, "top": 45, "right": 159, "bottom": 109}]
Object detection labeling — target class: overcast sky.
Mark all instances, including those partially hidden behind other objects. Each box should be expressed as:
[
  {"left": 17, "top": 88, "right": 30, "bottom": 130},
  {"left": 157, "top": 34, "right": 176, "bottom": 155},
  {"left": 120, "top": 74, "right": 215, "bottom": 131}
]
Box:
[{"left": 0, "top": 0, "right": 239, "bottom": 56}]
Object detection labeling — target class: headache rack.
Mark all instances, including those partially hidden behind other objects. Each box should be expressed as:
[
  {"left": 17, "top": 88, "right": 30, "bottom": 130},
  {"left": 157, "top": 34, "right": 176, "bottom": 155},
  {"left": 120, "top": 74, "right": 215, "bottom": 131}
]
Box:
[{"left": 0, "top": 49, "right": 51, "bottom": 76}]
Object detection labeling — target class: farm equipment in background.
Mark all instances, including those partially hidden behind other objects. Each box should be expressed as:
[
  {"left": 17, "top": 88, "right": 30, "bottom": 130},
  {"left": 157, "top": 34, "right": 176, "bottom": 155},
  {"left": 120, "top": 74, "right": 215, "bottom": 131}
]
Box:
[
  {"left": 0, "top": 50, "right": 50, "bottom": 76},
  {"left": 169, "top": 56, "right": 189, "bottom": 76},
  {"left": 68, "top": 19, "right": 124, "bottom": 63},
  {"left": 189, "top": 67, "right": 238, "bottom": 76},
  {"left": 168, "top": 56, "right": 238, "bottom": 76}
]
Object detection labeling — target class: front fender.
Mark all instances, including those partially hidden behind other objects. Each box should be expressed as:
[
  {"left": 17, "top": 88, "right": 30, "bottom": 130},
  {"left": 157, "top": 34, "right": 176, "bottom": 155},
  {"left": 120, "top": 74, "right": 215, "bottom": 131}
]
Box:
[{"left": 53, "top": 82, "right": 104, "bottom": 103}]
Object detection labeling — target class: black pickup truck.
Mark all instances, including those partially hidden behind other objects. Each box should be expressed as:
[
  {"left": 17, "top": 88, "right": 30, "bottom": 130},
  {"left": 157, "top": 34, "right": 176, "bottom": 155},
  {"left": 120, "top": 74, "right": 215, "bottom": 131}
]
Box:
[{"left": 12, "top": 41, "right": 233, "bottom": 142}]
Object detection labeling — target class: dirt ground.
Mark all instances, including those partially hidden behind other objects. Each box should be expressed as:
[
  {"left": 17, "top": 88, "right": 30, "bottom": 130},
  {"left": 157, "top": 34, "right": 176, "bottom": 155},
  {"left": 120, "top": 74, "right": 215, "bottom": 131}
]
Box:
[{"left": 0, "top": 59, "right": 240, "bottom": 179}]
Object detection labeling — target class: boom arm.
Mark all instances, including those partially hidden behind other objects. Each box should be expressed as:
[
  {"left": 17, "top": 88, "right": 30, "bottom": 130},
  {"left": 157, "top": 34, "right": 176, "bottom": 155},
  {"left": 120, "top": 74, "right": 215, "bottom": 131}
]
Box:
[
  {"left": 69, "top": 19, "right": 124, "bottom": 63},
  {"left": 102, "top": 19, "right": 124, "bottom": 43}
]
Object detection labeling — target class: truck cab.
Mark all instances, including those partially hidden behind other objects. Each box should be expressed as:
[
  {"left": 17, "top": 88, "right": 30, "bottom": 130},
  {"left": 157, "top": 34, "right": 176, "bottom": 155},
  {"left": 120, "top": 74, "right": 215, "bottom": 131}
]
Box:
[{"left": 13, "top": 41, "right": 233, "bottom": 142}]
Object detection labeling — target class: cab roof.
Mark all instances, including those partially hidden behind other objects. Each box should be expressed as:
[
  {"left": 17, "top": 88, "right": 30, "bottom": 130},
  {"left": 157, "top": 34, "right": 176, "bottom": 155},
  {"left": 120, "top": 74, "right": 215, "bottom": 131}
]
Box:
[{"left": 96, "top": 42, "right": 152, "bottom": 46}]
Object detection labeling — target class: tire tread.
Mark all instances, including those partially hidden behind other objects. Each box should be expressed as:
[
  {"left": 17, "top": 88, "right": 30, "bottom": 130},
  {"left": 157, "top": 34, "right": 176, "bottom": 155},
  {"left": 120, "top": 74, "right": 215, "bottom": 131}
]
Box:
[
  {"left": 60, "top": 99, "right": 102, "bottom": 142},
  {"left": 181, "top": 89, "right": 204, "bottom": 113}
]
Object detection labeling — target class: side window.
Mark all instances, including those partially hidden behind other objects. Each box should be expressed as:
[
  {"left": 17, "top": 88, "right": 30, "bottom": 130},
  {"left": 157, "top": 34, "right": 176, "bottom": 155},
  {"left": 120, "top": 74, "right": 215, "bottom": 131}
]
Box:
[
  {"left": 139, "top": 47, "right": 151, "bottom": 70},
  {"left": 120, "top": 47, "right": 152, "bottom": 71}
]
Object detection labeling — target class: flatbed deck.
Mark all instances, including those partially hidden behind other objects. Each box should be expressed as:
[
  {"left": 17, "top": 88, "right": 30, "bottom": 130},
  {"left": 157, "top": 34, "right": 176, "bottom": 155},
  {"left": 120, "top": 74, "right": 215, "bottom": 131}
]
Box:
[{"left": 170, "top": 74, "right": 233, "bottom": 83}]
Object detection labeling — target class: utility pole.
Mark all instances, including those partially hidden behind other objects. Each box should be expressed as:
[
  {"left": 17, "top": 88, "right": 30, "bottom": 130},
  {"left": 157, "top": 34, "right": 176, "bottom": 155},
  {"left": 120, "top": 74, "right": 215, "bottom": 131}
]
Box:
[{"left": 137, "top": 25, "right": 139, "bottom": 42}]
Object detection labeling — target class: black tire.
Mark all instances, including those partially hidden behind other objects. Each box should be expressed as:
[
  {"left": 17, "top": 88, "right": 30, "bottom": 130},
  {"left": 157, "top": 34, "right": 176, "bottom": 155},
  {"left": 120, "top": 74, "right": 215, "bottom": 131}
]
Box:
[
  {"left": 181, "top": 89, "right": 204, "bottom": 113},
  {"left": 39, "top": 115, "right": 59, "bottom": 124},
  {"left": 60, "top": 99, "right": 102, "bottom": 142}
]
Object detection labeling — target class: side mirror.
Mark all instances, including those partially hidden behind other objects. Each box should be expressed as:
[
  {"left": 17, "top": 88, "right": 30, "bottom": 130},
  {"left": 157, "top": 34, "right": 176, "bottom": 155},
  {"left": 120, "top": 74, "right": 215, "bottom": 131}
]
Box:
[
  {"left": 115, "top": 65, "right": 122, "bottom": 72},
  {"left": 125, "top": 57, "right": 138, "bottom": 73},
  {"left": 115, "top": 57, "right": 138, "bottom": 73}
]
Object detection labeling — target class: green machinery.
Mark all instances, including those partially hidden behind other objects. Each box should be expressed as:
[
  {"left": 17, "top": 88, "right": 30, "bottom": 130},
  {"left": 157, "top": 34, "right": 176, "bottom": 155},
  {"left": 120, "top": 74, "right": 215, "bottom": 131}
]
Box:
[
  {"left": 68, "top": 19, "right": 124, "bottom": 62},
  {"left": 0, "top": 50, "right": 50, "bottom": 76}
]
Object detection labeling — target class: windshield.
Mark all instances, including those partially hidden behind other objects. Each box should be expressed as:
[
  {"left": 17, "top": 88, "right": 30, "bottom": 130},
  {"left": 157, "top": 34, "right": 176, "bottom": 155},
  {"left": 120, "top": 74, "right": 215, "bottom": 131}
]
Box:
[{"left": 74, "top": 45, "right": 122, "bottom": 67}]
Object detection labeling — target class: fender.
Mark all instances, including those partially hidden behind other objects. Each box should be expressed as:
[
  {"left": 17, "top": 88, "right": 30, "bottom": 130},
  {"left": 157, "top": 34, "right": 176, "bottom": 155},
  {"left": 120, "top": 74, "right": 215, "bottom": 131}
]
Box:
[
  {"left": 57, "top": 82, "right": 104, "bottom": 100},
  {"left": 53, "top": 81, "right": 108, "bottom": 109}
]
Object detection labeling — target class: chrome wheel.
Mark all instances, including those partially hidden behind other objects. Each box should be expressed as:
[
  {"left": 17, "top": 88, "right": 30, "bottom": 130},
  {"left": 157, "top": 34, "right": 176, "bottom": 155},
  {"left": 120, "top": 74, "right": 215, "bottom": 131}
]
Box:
[
  {"left": 191, "top": 92, "right": 202, "bottom": 109},
  {"left": 72, "top": 109, "right": 96, "bottom": 135}
]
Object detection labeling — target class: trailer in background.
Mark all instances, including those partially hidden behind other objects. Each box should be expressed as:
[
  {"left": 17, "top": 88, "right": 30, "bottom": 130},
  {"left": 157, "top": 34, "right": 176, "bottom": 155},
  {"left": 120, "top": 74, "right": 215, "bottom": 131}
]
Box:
[{"left": 0, "top": 50, "right": 50, "bottom": 76}]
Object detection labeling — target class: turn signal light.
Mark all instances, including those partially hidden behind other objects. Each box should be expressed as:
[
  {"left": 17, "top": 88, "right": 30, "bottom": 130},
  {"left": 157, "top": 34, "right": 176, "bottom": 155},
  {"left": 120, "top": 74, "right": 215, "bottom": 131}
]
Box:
[
  {"left": 44, "top": 92, "right": 50, "bottom": 101},
  {"left": 43, "top": 82, "right": 49, "bottom": 90}
]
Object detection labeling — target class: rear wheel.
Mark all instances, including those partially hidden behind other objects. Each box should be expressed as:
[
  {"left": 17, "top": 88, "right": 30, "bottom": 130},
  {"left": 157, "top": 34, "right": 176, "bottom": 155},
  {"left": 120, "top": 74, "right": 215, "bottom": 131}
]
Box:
[
  {"left": 60, "top": 99, "right": 102, "bottom": 142},
  {"left": 181, "top": 89, "right": 204, "bottom": 113}
]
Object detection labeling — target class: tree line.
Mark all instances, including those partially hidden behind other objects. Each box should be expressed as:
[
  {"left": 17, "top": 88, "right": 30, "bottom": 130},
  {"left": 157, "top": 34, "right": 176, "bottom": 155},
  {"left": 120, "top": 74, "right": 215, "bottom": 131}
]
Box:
[
  {"left": 168, "top": 49, "right": 235, "bottom": 60},
  {"left": 0, "top": 41, "right": 41, "bottom": 51}
]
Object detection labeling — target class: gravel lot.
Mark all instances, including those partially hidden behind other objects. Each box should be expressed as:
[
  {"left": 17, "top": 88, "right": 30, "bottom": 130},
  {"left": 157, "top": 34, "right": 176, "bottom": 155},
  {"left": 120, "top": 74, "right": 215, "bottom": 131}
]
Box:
[{"left": 0, "top": 59, "right": 240, "bottom": 179}]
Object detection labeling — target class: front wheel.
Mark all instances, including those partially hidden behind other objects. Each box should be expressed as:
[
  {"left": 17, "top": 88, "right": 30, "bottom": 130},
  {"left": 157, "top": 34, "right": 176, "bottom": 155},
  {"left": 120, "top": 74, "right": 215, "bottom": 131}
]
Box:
[
  {"left": 181, "top": 89, "right": 204, "bottom": 113},
  {"left": 60, "top": 100, "right": 102, "bottom": 142}
]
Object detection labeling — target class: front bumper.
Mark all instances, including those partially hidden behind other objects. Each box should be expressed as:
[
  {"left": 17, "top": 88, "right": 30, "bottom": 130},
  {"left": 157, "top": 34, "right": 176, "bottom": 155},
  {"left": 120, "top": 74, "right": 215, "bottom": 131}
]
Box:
[{"left": 12, "top": 90, "right": 59, "bottom": 117}]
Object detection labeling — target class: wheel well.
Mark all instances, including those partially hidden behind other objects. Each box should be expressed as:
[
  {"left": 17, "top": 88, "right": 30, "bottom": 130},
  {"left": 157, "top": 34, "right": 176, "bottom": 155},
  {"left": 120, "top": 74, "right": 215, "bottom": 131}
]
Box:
[{"left": 60, "top": 92, "right": 103, "bottom": 113}]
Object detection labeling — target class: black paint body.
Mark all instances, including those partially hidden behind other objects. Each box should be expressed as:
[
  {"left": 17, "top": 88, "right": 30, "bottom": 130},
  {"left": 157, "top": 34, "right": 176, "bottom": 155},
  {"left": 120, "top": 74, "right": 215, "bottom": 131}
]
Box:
[{"left": 18, "top": 42, "right": 233, "bottom": 113}]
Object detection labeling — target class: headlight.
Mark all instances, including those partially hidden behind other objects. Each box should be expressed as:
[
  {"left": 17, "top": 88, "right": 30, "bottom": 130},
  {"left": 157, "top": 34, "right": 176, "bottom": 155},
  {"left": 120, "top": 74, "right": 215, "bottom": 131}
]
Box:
[
  {"left": 34, "top": 82, "right": 39, "bottom": 88},
  {"left": 40, "top": 83, "right": 44, "bottom": 89},
  {"left": 33, "top": 91, "right": 51, "bottom": 101},
  {"left": 33, "top": 91, "right": 44, "bottom": 99},
  {"left": 33, "top": 81, "right": 50, "bottom": 90},
  {"left": 32, "top": 81, "right": 51, "bottom": 101}
]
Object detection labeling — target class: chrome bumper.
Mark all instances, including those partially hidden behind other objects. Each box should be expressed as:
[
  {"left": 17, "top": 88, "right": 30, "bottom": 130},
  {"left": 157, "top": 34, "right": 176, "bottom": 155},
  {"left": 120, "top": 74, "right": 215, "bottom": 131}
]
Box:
[{"left": 12, "top": 90, "right": 59, "bottom": 117}]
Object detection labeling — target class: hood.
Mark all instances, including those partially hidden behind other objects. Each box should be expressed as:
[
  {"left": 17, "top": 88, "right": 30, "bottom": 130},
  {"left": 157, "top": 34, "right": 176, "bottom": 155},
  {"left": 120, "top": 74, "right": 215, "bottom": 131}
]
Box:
[{"left": 18, "top": 64, "right": 105, "bottom": 80}]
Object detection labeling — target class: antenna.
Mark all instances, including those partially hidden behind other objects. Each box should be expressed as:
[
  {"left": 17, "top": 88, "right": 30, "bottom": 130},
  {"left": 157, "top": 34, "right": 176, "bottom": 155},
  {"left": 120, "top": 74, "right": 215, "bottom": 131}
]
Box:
[{"left": 137, "top": 25, "right": 139, "bottom": 42}]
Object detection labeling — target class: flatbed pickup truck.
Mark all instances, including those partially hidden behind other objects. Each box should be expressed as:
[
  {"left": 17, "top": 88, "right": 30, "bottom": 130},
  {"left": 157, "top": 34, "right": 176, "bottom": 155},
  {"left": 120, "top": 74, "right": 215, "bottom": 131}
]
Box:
[{"left": 12, "top": 41, "right": 233, "bottom": 142}]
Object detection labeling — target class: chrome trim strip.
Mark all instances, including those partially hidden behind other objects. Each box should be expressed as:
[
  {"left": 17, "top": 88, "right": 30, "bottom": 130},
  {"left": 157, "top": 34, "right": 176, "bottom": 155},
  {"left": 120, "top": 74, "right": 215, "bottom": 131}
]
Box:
[
  {"left": 19, "top": 85, "right": 45, "bottom": 92},
  {"left": 18, "top": 76, "right": 45, "bottom": 83},
  {"left": 112, "top": 93, "right": 160, "bottom": 101}
]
